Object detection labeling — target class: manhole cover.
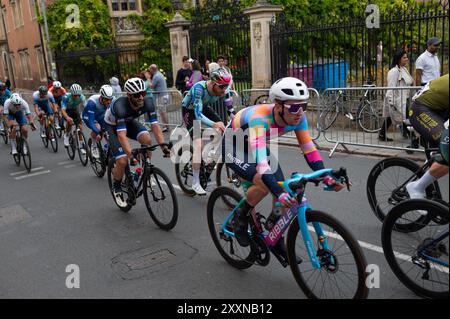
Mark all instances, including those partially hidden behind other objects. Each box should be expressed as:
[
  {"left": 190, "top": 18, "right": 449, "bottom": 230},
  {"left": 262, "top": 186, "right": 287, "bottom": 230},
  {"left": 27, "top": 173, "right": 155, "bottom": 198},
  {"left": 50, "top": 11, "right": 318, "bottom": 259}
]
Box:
[{"left": 111, "top": 240, "right": 197, "bottom": 280}]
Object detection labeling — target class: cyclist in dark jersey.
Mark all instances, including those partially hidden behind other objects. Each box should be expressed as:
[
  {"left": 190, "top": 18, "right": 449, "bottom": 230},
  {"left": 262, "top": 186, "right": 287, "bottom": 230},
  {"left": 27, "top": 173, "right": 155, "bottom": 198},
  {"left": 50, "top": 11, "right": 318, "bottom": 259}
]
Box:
[
  {"left": 406, "top": 74, "right": 448, "bottom": 200},
  {"left": 104, "top": 77, "right": 170, "bottom": 207}
]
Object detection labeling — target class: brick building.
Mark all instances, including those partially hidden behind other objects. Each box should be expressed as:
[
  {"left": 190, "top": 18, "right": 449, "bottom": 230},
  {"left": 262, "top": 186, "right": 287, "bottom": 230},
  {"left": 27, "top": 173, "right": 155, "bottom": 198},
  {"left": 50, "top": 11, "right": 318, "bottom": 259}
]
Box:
[{"left": 0, "top": 0, "right": 48, "bottom": 90}]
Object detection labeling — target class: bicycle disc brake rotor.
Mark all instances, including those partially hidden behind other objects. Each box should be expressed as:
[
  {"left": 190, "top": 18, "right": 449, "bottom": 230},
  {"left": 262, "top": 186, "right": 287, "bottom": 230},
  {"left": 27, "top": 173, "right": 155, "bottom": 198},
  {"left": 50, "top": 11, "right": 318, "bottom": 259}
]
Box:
[{"left": 316, "top": 249, "right": 339, "bottom": 273}]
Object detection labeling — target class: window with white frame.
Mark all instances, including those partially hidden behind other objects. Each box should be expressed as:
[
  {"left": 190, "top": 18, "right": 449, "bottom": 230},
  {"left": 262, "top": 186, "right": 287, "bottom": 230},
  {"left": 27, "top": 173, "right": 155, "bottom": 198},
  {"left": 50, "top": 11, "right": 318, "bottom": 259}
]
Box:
[
  {"left": 35, "top": 46, "right": 46, "bottom": 81},
  {"left": 112, "top": 0, "right": 137, "bottom": 12},
  {"left": 10, "top": 0, "right": 24, "bottom": 28},
  {"left": 28, "top": 0, "right": 37, "bottom": 20}
]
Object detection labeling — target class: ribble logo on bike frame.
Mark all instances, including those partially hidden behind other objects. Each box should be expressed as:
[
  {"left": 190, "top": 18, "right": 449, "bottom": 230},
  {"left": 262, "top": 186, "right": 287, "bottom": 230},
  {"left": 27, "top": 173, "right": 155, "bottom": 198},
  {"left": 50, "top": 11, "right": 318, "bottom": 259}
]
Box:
[{"left": 267, "top": 208, "right": 294, "bottom": 245}]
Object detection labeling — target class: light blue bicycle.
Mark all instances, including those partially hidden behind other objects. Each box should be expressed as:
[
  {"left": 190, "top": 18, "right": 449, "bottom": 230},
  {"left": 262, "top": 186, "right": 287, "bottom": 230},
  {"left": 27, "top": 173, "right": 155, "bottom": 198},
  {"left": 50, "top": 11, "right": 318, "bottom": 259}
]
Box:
[{"left": 207, "top": 168, "right": 369, "bottom": 299}]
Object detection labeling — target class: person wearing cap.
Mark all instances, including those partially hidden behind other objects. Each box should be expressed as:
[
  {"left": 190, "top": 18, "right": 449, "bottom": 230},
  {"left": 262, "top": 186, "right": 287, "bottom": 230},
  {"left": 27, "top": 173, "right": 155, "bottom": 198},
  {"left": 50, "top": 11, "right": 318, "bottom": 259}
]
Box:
[{"left": 415, "top": 37, "right": 441, "bottom": 86}]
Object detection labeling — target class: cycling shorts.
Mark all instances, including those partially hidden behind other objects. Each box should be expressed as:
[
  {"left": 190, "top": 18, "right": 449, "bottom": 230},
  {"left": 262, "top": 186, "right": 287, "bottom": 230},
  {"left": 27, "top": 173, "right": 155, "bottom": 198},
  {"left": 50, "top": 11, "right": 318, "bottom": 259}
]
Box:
[
  {"left": 182, "top": 106, "right": 221, "bottom": 138},
  {"left": 8, "top": 111, "right": 27, "bottom": 126},
  {"left": 105, "top": 120, "right": 149, "bottom": 159}
]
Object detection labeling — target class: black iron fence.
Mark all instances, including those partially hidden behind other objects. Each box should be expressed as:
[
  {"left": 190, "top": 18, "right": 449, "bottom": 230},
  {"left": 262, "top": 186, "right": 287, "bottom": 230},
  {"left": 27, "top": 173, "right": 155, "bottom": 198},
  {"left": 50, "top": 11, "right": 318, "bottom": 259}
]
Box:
[
  {"left": 271, "top": 3, "right": 449, "bottom": 90},
  {"left": 55, "top": 44, "right": 172, "bottom": 90},
  {"left": 188, "top": 0, "right": 252, "bottom": 92}
]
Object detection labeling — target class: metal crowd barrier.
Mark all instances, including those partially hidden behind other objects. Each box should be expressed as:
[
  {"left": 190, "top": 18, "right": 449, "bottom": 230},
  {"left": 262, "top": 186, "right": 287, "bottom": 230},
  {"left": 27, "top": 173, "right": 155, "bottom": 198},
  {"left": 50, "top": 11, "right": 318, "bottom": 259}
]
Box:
[
  {"left": 239, "top": 88, "right": 321, "bottom": 141},
  {"left": 320, "top": 86, "right": 424, "bottom": 156}
]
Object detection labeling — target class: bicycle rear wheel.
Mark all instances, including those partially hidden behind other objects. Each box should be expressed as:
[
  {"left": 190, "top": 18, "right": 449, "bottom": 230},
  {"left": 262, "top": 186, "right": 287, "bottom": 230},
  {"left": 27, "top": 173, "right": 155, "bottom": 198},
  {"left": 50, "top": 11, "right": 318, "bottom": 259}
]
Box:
[
  {"left": 358, "top": 101, "right": 381, "bottom": 133},
  {"left": 88, "top": 138, "right": 106, "bottom": 178},
  {"left": 286, "top": 210, "right": 369, "bottom": 299},
  {"left": 143, "top": 166, "right": 179, "bottom": 230},
  {"left": 48, "top": 125, "right": 58, "bottom": 153},
  {"left": 20, "top": 138, "right": 32, "bottom": 173},
  {"left": 77, "top": 131, "right": 88, "bottom": 166},
  {"left": 319, "top": 102, "right": 339, "bottom": 131},
  {"left": 382, "top": 199, "right": 449, "bottom": 299},
  {"left": 207, "top": 186, "right": 256, "bottom": 270}
]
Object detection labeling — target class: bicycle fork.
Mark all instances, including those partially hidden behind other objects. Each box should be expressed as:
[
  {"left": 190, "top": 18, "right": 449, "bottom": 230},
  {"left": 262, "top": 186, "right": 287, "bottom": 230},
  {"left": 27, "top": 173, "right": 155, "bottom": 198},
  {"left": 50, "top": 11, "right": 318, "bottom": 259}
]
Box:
[{"left": 297, "top": 199, "right": 333, "bottom": 270}]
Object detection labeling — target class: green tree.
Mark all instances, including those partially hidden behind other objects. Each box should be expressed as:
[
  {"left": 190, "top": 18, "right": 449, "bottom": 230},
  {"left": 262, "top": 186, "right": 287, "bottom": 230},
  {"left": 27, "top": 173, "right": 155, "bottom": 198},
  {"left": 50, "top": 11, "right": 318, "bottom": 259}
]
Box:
[{"left": 44, "top": 0, "right": 113, "bottom": 51}]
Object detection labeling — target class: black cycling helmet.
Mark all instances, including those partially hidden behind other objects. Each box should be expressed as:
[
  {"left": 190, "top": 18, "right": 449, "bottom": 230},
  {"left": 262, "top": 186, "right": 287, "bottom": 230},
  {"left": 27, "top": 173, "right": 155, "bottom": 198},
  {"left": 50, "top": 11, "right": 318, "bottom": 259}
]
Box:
[{"left": 38, "top": 85, "right": 48, "bottom": 95}]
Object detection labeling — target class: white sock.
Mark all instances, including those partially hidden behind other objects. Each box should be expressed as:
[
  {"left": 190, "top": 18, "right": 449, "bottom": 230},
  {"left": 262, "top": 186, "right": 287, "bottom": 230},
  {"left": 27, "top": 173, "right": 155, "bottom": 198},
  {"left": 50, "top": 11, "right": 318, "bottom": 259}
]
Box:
[
  {"left": 193, "top": 169, "right": 200, "bottom": 185},
  {"left": 11, "top": 139, "right": 17, "bottom": 151},
  {"left": 410, "top": 171, "right": 436, "bottom": 194}
]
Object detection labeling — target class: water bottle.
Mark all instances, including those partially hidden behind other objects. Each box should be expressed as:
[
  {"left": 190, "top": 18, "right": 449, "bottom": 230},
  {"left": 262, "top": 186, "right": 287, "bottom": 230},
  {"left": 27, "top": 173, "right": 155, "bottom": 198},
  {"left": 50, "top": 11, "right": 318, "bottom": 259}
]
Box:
[{"left": 265, "top": 205, "right": 283, "bottom": 230}]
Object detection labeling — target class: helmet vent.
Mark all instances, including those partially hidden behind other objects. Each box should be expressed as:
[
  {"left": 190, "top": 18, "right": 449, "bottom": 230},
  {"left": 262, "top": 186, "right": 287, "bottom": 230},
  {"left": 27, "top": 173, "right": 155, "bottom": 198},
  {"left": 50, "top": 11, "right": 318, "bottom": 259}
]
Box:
[{"left": 281, "top": 89, "right": 294, "bottom": 96}]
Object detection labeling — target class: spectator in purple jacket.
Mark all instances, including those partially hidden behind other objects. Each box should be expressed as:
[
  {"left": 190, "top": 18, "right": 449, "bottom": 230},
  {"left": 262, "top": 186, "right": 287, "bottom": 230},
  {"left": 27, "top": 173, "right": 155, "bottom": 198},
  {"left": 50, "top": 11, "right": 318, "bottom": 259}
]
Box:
[{"left": 186, "top": 59, "right": 203, "bottom": 89}]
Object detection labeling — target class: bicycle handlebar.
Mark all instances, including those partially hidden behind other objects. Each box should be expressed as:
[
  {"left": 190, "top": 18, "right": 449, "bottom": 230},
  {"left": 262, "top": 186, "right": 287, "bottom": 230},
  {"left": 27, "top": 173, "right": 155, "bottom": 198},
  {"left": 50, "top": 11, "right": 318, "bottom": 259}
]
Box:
[{"left": 285, "top": 167, "right": 351, "bottom": 193}]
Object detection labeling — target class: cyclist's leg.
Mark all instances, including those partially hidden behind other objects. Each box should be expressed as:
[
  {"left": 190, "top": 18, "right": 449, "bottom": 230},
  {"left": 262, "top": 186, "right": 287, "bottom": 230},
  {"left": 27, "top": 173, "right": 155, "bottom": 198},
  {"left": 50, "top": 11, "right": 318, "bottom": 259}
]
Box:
[
  {"left": 107, "top": 123, "right": 128, "bottom": 205},
  {"left": 202, "top": 106, "right": 224, "bottom": 163},
  {"left": 407, "top": 101, "right": 447, "bottom": 198},
  {"left": 7, "top": 115, "right": 17, "bottom": 153}
]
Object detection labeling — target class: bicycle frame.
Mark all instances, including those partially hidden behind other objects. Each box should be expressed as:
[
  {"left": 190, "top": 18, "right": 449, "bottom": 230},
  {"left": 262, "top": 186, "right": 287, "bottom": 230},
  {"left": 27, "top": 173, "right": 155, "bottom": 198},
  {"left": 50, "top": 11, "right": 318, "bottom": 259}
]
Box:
[
  {"left": 418, "top": 231, "right": 449, "bottom": 268},
  {"left": 220, "top": 168, "right": 336, "bottom": 269}
]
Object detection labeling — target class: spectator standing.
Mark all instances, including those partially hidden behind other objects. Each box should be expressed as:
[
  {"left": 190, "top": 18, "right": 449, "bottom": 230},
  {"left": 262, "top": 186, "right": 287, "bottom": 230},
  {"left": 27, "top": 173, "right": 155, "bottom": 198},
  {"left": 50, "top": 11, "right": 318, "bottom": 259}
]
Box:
[
  {"left": 415, "top": 37, "right": 441, "bottom": 86},
  {"left": 149, "top": 64, "right": 170, "bottom": 132},
  {"left": 175, "top": 56, "right": 193, "bottom": 94},
  {"left": 217, "top": 55, "right": 234, "bottom": 90},
  {"left": 5, "top": 78, "right": 11, "bottom": 91},
  {"left": 379, "top": 50, "right": 414, "bottom": 141},
  {"left": 202, "top": 60, "right": 211, "bottom": 80},
  {"left": 186, "top": 59, "right": 203, "bottom": 90}
]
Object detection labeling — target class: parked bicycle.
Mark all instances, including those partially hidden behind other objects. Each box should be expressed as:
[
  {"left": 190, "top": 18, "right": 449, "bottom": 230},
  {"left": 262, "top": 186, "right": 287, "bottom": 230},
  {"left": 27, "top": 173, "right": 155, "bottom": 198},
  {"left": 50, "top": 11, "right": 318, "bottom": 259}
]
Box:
[
  {"left": 40, "top": 114, "right": 58, "bottom": 153},
  {"left": 382, "top": 198, "right": 448, "bottom": 299},
  {"left": 107, "top": 143, "right": 178, "bottom": 230},
  {"left": 367, "top": 148, "right": 446, "bottom": 224},
  {"left": 319, "top": 84, "right": 381, "bottom": 133},
  {"left": 65, "top": 119, "right": 89, "bottom": 166},
  {"left": 207, "top": 168, "right": 369, "bottom": 299}
]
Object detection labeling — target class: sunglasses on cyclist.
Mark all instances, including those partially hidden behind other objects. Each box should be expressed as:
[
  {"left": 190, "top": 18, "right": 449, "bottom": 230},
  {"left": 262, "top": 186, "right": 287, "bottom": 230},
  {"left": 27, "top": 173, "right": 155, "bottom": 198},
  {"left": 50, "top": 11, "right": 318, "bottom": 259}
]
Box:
[
  {"left": 283, "top": 102, "right": 307, "bottom": 114},
  {"left": 214, "top": 83, "right": 228, "bottom": 90},
  {"left": 131, "top": 91, "right": 146, "bottom": 98}
]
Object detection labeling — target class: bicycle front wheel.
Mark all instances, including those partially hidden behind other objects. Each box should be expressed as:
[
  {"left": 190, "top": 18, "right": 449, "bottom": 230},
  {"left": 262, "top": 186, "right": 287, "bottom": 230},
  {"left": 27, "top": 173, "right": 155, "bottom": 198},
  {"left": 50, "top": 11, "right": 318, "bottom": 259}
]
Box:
[
  {"left": 382, "top": 199, "right": 449, "bottom": 299},
  {"left": 48, "top": 125, "right": 58, "bottom": 153},
  {"left": 367, "top": 157, "right": 440, "bottom": 223},
  {"left": 358, "top": 101, "right": 381, "bottom": 133},
  {"left": 286, "top": 210, "right": 369, "bottom": 299},
  {"left": 89, "top": 139, "right": 106, "bottom": 178},
  {"left": 20, "top": 138, "right": 32, "bottom": 173},
  {"left": 107, "top": 158, "right": 132, "bottom": 212},
  {"left": 207, "top": 186, "right": 256, "bottom": 270},
  {"left": 174, "top": 145, "right": 196, "bottom": 196},
  {"left": 77, "top": 131, "right": 88, "bottom": 166},
  {"left": 215, "top": 162, "right": 245, "bottom": 209},
  {"left": 143, "top": 166, "right": 179, "bottom": 230}
]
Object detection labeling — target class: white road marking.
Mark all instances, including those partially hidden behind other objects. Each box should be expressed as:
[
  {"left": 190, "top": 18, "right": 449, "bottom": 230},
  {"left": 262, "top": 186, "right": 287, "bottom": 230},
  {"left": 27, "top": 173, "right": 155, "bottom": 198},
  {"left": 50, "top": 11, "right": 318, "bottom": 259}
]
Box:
[
  {"left": 64, "top": 165, "right": 77, "bottom": 169},
  {"left": 307, "top": 226, "right": 448, "bottom": 273},
  {"left": 14, "top": 170, "right": 51, "bottom": 180},
  {"left": 10, "top": 167, "right": 44, "bottom": 176},
  {"left": 58, "top": 161, "right": 74, "bottom": 165}
]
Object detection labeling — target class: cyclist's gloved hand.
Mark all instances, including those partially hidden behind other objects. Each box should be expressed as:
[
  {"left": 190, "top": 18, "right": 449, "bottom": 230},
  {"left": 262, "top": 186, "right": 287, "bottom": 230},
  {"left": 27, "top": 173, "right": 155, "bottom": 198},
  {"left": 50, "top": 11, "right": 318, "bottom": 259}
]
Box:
[
  {"left": 30, "top": 122, "right": 37, "bottom": 131},
  {"left": 323, "top": 175, "right": 345, "bottom": 192},
  {"left": 129, "top": 150, "right": 139, "bottom": 166},
  {"left": 162, "top": 146, "right": 171, "bottom": 158},
  {"left": 278, "top": 192, "right": 296, "bottom": 208}
]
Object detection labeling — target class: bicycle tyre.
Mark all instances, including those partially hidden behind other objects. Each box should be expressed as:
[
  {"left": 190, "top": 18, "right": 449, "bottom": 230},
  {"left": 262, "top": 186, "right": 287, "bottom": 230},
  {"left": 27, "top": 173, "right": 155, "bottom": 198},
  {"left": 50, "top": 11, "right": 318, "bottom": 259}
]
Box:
[
  {"left": 107, "top": 158, "right": 132, "bottom": 212},
  {"left": 41, "top": 126, "right": 49, "bottom": 148},
  {"left": 207, "top": 186, "right": 256, "bottom": 270},
  {"left": 13, "top": 140, "right": 21, "bottom": 166},
  {"left": 253, "top": 94, "right": 270, "bottom": 105},
  {"left": 382, "top": 199, "right": 449, "bottom": 299},
  {"left": 49, "top": 125, "right": 58, "bottom": 153},
  {"left": 357, "top": 101, "right": 381, "bottom": 133},
  {"left": 20, "top": 138, "right": 32, "bottom": 173},
  {"left": 367, "top": 157, "right": 440, "bottom": 223},
  {"left": 77, "top": 131, "right": 88, "bottom": 166},
  {"left": 174, "top": 145, "right": 196, "bottom": 196},
  {"left": 143, "top": 166, "right": 179, "bottom": 230},
  {"left": 286, "top": 210, "right": 369, "bottom": 299},
  {"left": 89, "top": 139, "right": 106, "bottom": 178},
  {"left": 66, "top": 134, "right": 76, "bottom": 160},
  {"left": 215, "top": 162, "right": 244, "bottom": 209},
  {"left": 319, "top": 102, "right": 339, "bottom": 131},
  {"left": 1, "top": 120, "right": 8, "bottom": 144}
]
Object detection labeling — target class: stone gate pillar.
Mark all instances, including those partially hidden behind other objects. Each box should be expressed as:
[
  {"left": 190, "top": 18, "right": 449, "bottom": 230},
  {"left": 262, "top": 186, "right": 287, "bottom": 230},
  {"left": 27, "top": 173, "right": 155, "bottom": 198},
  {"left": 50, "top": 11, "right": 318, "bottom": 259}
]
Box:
[
  {"left": 165, "top": 12, "right": 191, "bottom": 88},
  {"left": 244, "top": 0, "right": 282, "bottom": 89}
]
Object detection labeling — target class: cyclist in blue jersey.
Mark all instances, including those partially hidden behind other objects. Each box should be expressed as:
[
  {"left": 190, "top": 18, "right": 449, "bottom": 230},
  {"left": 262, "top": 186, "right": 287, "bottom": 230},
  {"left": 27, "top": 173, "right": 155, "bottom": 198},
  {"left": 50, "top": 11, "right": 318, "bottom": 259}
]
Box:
[
  {"left": 82, "top": 85, "right": 115, "bottom": 159},
  {"left": 62, "top": 84, "right": 86, "bottom": 152},
  {"left": 0, "top": 82, "right": 12, "bottom": 131},
  {"left": 181, "top": 68, "right": 232, "bottom": 195},
  {"left": 33, "top": 85, "right": 57, "bottom": 139}
]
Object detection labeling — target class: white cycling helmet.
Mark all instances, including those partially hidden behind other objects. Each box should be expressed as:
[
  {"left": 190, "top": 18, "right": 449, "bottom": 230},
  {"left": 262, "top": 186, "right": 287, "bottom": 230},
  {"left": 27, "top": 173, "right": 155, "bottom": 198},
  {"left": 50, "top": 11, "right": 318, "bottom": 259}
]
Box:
[
  {"left": 70, "top": 83, "right": 83, "bottom": 95},
  {"left": 100, "top": 85, "right": 114, "bottom": 99},
  {"left": 53, "top": 81, "right": 62, "bottom": 89},
  {"left": 10, "top": 93, "right": 22, "bottom": 105},
  {"left": 269, "top": 77, "right": 309, "bottom": 102},
  {"left": 124, "top": 77, "right": 146, "bottom": 94}
]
